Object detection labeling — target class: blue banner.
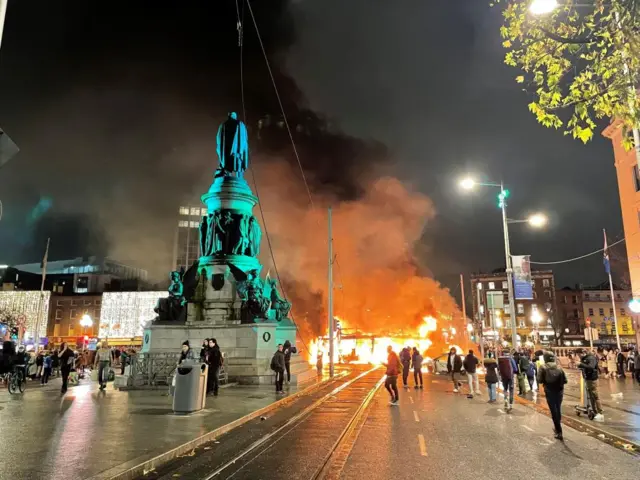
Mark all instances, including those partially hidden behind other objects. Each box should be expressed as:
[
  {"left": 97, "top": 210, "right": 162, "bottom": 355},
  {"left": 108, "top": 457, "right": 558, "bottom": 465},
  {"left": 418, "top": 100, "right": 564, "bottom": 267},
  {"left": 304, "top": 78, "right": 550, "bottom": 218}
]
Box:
[{"left": 512, "top": 255, "right": 533, "bottom": 300}]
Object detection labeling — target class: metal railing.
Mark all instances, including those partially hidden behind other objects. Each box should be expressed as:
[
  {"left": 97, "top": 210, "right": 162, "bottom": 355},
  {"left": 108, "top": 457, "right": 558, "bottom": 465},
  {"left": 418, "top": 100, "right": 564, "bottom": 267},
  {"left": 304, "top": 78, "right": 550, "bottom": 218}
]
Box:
[{"left": 129, "top": 352, "right": 180, "bottom": 387}]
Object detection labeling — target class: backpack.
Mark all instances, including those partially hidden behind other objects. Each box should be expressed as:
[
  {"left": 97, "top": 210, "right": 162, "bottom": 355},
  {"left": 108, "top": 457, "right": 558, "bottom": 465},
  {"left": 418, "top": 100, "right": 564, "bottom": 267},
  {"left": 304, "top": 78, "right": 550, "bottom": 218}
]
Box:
[
  {"left": 527, "top": 362, "right": 535, "bottom": 378},
  {"left": 270, "top": 353, "right": 278, "bottom": 371},
  {"left": 544, "top": 366, "right": 564, "bottom": 389}
]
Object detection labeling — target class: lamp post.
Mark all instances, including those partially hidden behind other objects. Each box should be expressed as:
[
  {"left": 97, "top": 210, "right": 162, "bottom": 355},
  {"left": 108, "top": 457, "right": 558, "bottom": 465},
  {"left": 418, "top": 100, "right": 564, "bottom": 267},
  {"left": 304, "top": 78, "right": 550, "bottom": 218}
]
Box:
[
  {"left": 80, "top": 313, "right": 93, "bottom": 337},
  {"left": 459, "top": 176, "right": 547, "bottom": 349}
]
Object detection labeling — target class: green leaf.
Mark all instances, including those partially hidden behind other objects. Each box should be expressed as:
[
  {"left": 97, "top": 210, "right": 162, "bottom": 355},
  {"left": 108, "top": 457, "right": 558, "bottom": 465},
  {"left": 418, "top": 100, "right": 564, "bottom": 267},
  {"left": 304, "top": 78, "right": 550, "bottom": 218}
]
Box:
[{"left": 515, "top": 75, "right": 524, "bottom": 83}]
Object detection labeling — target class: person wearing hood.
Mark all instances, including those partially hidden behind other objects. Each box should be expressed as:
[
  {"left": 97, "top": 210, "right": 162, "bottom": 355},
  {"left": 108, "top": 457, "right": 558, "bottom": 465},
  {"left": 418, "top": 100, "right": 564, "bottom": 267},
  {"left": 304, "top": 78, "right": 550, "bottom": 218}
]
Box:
[
  {"left": 383, "top": 345, "right": 401, "bottom": 405},
  {"left": 498, "top": 352, "right": 518, "bottom": 411},
  {"left": 270, "top": 344, "right": 286, "bottom": 394},
  {"left": 484, "top": 355, "right": 499, "bottom": 403},
  {"left": 283, "top": 340, "right": 297, "bottom": 384},
  {"left": 537, "top": 351, "right": 568, "bottom": 440},
  {"left": 578, "top": 349, "right": 605, "bottom": 422},
  {"left": 399, "top": 347, "right": 411, "bottom": 390}
]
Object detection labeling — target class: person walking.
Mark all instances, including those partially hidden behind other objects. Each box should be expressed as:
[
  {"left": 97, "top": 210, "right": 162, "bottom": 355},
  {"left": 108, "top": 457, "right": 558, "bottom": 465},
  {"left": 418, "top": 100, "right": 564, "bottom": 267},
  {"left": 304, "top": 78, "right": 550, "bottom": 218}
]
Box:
[
  {"left": 205, "top": 339, "right": 223, "bottom": 396},
  {"left": 463, "top": 349, "right": 480, "bottom": 398},
  {"left": 578, "top": 349, "right": 605, "bottom": 422},
  {"left": 411, "top": 347, "right": 423, "bottom": 389},
  {"left": 606, "top": 349, "right": 616, "bottom": 379},
  {"left": 498, "top": 352, "right": 517, "bottom": 411},
  {"left": 447, "top": 347, "right": 463, "bottom": 392},
  {"left": 517, "top": 351, "right": 530, "bottom": 395},
  {"left": 526, "top": 353, "right": 537, "bottom": 391},
  {"left": 283, "top": 340, "right": 297, "bottom": 384},
  {"left": 270, "top": 344, "right": 286, "bottom": 394},
  {"left": 484, "top": 355, "right": 499, "bottom": 403},
  {"left": 399, "top": 347, "right": 411, "bottom": 390},
  {"left": 383, "top": 345, "right": 401, "bottom": 405},
  {"left": 59, "top": 343, "right": 75, "bottom": 394},
  {"left": 616, "top": 349, "right": 626, "bottom": 378},
  {"left": 41, "top": 353, "right": 52, "bottom": 385},
  {"left": 537, "top": 351, "right": 568, "bottom": 440},
  {"left": 94, "top": 341, "right": 112, "bottom": 391}
]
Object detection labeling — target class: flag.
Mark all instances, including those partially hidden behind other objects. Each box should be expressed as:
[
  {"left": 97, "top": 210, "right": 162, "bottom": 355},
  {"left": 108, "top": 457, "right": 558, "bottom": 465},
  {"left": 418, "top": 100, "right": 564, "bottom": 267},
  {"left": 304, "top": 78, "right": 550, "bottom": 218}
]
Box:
[{"left": 603, "top": 230, "right": 611, "bottom": 275}]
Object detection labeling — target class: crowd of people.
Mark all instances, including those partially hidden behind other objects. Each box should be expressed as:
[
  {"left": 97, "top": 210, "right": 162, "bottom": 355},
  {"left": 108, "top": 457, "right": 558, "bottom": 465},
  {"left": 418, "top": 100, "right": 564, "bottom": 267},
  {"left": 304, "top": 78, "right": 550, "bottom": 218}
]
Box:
[
  {"left": 381, "top": 344, "right": 624, "bottom": 442},
  {"left": 0, "top": 340, "right": 137, "bottom": 394}
]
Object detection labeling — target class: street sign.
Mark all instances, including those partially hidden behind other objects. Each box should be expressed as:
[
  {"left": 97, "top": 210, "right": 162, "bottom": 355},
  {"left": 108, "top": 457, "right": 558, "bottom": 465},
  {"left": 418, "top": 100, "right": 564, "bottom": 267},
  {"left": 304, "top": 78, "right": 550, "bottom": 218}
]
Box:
[{"left": 0, "top": 127, "right": 19, "bottom": 168}]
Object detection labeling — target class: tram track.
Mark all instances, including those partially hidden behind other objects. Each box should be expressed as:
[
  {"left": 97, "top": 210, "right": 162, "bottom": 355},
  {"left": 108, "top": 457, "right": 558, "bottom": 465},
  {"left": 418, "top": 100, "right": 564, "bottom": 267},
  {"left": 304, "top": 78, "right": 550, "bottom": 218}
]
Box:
[{"left": 140, "top": 365, "right": 384, "bottom": 480}]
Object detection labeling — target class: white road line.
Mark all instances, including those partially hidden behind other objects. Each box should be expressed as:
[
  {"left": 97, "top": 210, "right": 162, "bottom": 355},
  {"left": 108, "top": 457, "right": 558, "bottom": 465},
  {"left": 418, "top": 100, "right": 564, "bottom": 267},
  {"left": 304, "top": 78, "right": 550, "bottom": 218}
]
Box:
[
  {"left": 418, "top": 434, "right": 427, "bottom": 456},
  {"left": 521, "top": 425, "right": 534, "bottom": 432},
  {"left": 409, "top": 397, "right": 414, "bottom": 404},
  {"left": 497, "top": 409, "right": 505, "bottom": 414},
  {"left": 413, "top": 411, "right": 420, "bottom": 422}
]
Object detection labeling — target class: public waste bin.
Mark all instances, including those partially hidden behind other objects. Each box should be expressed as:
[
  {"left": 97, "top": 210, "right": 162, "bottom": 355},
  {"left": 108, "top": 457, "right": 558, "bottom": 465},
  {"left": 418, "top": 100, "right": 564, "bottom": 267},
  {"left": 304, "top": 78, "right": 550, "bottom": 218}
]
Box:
[{"left": 172, "top": 362, "right": 208, "bottom": 414}]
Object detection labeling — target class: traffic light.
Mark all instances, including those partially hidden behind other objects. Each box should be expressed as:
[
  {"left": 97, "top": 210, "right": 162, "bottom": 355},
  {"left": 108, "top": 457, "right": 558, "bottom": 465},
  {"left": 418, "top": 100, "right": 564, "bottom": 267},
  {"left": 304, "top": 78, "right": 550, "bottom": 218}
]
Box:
[{"left": 497, "top": 189, "right": 510, "bottom": 208}]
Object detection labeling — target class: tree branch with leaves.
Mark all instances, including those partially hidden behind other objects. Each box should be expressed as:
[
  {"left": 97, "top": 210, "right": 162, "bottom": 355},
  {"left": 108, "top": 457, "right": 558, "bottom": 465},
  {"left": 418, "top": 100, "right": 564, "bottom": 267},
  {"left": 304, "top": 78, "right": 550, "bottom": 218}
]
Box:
[{"left": 493, "top": 0, "right": 640, "bottom": 147}]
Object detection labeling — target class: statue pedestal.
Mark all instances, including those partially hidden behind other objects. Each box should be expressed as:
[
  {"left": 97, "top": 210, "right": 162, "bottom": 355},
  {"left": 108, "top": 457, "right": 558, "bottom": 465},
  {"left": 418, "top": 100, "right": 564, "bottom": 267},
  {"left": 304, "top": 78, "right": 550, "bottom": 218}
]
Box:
[{"left": 143, "top": 322, "right": 315, "bottom": 385}]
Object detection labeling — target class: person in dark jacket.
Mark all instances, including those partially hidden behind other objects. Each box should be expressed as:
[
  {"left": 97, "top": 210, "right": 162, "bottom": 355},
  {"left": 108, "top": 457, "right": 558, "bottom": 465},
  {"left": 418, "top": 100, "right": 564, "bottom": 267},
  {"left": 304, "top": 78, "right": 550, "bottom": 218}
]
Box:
[
  {"left": 578, "top": 350, "right": 604, "bottom": 421},
  {"left": 199, "top": 339, "right": 209, "bottom": 362},
  {"left": 206, "top": 338, "right": 223, "bottom": 396},
  {"left": 484, "top": 357, "right": 499, "bottom": 403},
  {"left": 411, "top": 347, "right": 423, "bottom": 389},
  {"left": 42, "top": 353, "right": 53, "bottom": 385},
  {"left": 59, "top": 342, "right": 75, "bottom": 394},
  {"left": 498, "top": 353, "right": 518, "bottom": 411},
  {"left": 283, "top": 340, "right": 297, "bottom": 384},
  {"left": 383, "top": 346, "right": 401, "bottom": 405},
  {"left": 537, "top": 352, "right": 568, "bottom": 440},
  {"left": 463, "top": 349, "right": 480, "bottom": 399},
  {"left": 616, "top": 349, "right": 626, "bottom": 378},
  {"left": 634, "top": 351, "right": 640, "bottom": 383},
  {"left": 271, "top": 344, "right": 286, "bottom": 394},
  {"left": 399, "top": 347, "right": 411, "bottom": 389},
  {"left": 447, "top": 347, "right": 463, "bottom": 392},
  {"left": 178, "top": 340, "right": 194, "bottom": 364},
  {"left": 0, "top": 340, "right": 16, "bottom": 376},
  {"left": 51, "top": 350, "right": 60, "bottom": 377},
  {"left": 35, "top": 351, "right": 44, "bottom": 378}
]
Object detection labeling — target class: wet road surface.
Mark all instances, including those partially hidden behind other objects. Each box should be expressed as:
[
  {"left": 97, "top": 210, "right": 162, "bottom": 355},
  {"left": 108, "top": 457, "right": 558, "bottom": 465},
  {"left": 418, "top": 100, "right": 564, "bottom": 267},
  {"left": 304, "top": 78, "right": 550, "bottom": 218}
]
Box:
[{"left": 340, "top": 375, "right": 639, "bottom": 480}]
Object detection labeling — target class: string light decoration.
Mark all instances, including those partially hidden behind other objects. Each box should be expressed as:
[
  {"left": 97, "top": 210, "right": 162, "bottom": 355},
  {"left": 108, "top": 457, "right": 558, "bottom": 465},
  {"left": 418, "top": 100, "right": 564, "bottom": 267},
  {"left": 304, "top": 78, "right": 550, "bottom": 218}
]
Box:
[
  {"left": 0, "top": 291, "right": 50, "bottom": 338},
  {"left": 99, "top": 291, "right": 167, "bottom": 338}
]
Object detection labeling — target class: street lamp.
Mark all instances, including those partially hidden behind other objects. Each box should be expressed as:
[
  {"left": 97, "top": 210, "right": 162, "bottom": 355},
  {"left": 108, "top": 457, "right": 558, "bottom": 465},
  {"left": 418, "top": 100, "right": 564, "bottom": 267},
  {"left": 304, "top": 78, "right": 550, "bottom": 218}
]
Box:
[
  {"left": 459, "top": 175, "right": 548, "bottom": 349},
  {"left": 529, "top": 0, "right": 558, "bottom": 15},
  {"left": 80, "top": 313, "right": 93, "bottom": 336}
]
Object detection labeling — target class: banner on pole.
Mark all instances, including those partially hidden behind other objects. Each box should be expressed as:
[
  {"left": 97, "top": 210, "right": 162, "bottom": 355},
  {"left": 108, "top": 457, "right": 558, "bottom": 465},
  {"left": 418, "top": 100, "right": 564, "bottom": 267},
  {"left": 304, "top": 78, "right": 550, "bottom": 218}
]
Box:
[{"left": 512, "top": 255, "right": 533, "bottom": 300}]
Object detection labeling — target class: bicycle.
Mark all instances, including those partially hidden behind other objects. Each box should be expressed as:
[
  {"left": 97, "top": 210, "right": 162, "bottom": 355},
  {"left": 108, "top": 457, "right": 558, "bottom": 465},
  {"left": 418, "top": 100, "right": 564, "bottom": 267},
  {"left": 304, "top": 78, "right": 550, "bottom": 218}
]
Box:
[{"left": 1, "top": 365, "right": 26, "bottom": 394}]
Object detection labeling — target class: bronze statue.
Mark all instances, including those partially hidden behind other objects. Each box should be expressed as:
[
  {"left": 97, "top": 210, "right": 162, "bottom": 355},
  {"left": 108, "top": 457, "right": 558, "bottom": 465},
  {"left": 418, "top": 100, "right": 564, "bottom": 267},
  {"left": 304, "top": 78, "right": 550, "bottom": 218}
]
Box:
[
  {"left": 216, "top": 112, "right": 249, "bottom": 178},
  {"left": 211, "top": 211, "right": 225, "bottom": 255},
  {"left": 154, "top": 271, "right": 187, "bottom": 322},
  {"left": 248, "top": 216, "right": 262, "bottom": 257},
  {"left": 233, "top": 215, "right": 250, "bottom": 255}
]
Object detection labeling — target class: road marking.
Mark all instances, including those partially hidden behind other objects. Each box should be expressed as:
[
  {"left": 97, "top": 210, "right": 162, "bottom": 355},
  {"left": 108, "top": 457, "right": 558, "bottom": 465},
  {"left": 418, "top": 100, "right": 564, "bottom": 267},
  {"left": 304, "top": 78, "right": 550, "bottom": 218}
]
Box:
[
  {"left": 413, "top": 411, "right": 420, "bottom": 422},
  {"left": 498, "top": 409, "right": 505, "bottom": 413},
  {"left": 409, "top": 397, "right": 414, "bottom": 404},
  {"left": 418, "top": 434, "right": 427, "bottom": 456},
  {"left": 522, "top": 425, "right": 534, "bottom": 432}
]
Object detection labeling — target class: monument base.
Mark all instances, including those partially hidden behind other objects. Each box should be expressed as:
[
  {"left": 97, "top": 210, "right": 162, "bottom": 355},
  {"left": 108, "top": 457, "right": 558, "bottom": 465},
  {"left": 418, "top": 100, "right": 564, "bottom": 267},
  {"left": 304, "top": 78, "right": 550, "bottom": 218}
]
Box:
[{"left": 142, "top": 322, "right": 315, "bottom": 385}]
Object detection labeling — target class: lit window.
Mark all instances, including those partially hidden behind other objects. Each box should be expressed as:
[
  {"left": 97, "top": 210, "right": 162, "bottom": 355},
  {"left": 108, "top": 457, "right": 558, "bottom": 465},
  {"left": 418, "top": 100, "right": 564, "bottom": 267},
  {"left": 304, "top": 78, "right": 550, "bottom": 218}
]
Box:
[
  {"left": 488, "top": 282, "right": 495, "bottom": 290},
  {"left": 502, "top": 281, "right": 508, "bottom": 289},
  {"left": 179, "top": 207, "right": 190, "bottom": 215},
  {"left": 517, "top": 304, "right": 524, "bottom": 314},
  {"left": 178, "top": 220, "right": 188, "bottom": 228},
  {"left": 201, "top": 207, "right": 207, "bottom": 216},
  {"left": 189, "top": 221, "right": 199, "bottom": 228},
  {"left": 190, "top": 207, "right": 200, "bottom": 215},
  {"left": 542, "top": 279, "right": 550, "bottom": 287},
  {"left": 76, "top": 288, "right": 88, "bottom": 294}
]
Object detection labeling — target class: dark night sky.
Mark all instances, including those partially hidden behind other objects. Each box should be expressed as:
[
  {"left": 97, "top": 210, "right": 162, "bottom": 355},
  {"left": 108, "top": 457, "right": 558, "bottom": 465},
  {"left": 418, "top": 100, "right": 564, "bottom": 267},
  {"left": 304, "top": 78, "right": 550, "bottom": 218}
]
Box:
[{"left": 0, "top": 0, "right": 627, "bottom": 293}]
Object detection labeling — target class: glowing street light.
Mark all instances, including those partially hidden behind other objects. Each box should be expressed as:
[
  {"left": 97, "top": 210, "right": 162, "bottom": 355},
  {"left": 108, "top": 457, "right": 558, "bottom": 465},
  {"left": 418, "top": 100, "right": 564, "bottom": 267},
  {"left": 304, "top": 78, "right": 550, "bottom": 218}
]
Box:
[
  {"left": 531, "top": 310, "right": 542, "bottom": 324},
  {"left": 629, "top": 298, "right": 640, "bottom": 314},
  {"left": 80, "top": 313, "right": 93, "bottom": 328},
  {"left": 529, "top": 0, "right": 558, "bottom": 15},
  {"left": 459, "top": 177, "right": 476, "bottom": 190},
  {"left": 528, "top": 213, "right": 548, "bottom": 228},
  {"left": 466, "top": 323, "right": 474, "bottom": 333}
]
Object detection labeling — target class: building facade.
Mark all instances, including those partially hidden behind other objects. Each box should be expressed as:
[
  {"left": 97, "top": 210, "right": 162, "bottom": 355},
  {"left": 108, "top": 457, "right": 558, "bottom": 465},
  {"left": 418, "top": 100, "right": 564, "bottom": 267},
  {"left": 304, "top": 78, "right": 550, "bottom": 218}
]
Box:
[
  {"left": 47, "top": 294, "right": 101, "bottom": 344},
  {"left": 581, "top": 286, "right": 637, "bottom": 346},
  {"left": 173, "top": 205, "right": 205, "bottom": 273},
  {"left": 471, "top": 270, "right": 557, "bottom": 346},
  {"left": 603, "top": 121, "right": 640, "bottom": 300},
  {"left": 556, "top": 287, "right": 584, "bottom": 336}
]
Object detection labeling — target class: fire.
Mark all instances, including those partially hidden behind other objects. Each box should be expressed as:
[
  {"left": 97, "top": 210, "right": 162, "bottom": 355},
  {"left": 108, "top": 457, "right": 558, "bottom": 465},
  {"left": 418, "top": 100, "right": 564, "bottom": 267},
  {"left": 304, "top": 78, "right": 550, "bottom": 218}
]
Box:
[{"left": 418, "top": 316, "right": 438, "bottom": 338}]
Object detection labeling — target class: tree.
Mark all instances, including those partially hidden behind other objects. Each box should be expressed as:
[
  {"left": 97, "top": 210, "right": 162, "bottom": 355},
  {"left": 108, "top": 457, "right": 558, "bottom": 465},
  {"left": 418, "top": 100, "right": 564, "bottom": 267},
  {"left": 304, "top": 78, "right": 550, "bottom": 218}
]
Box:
[{"left": 494, "top": 0, "right": 640, "bottom": 147}]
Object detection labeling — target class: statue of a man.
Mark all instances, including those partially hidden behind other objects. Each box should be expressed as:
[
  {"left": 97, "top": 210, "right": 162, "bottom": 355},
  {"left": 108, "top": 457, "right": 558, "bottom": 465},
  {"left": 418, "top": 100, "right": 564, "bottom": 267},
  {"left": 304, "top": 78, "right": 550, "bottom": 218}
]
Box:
[
  {"left": 233, "top": 215, "right": 250, "bottom": 255},
  {"left": 199, "top": 215, "right": 208, "bottom": 255},
  {"left": 248, "top": 216, "right": 262, "bottom": 257},
  {"left": 211, "top": 211, "right": 226, "bottom": 254},
  {"left": 216, "top": 112, "right": 249, "bottom": 178}
]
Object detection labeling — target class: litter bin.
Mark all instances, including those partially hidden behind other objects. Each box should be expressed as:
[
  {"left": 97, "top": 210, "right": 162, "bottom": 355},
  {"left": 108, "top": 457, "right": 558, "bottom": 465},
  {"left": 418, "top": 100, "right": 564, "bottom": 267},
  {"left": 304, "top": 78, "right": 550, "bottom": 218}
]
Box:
[{"left": 172, "top": 362, "right": 208, "bottom": 414}]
